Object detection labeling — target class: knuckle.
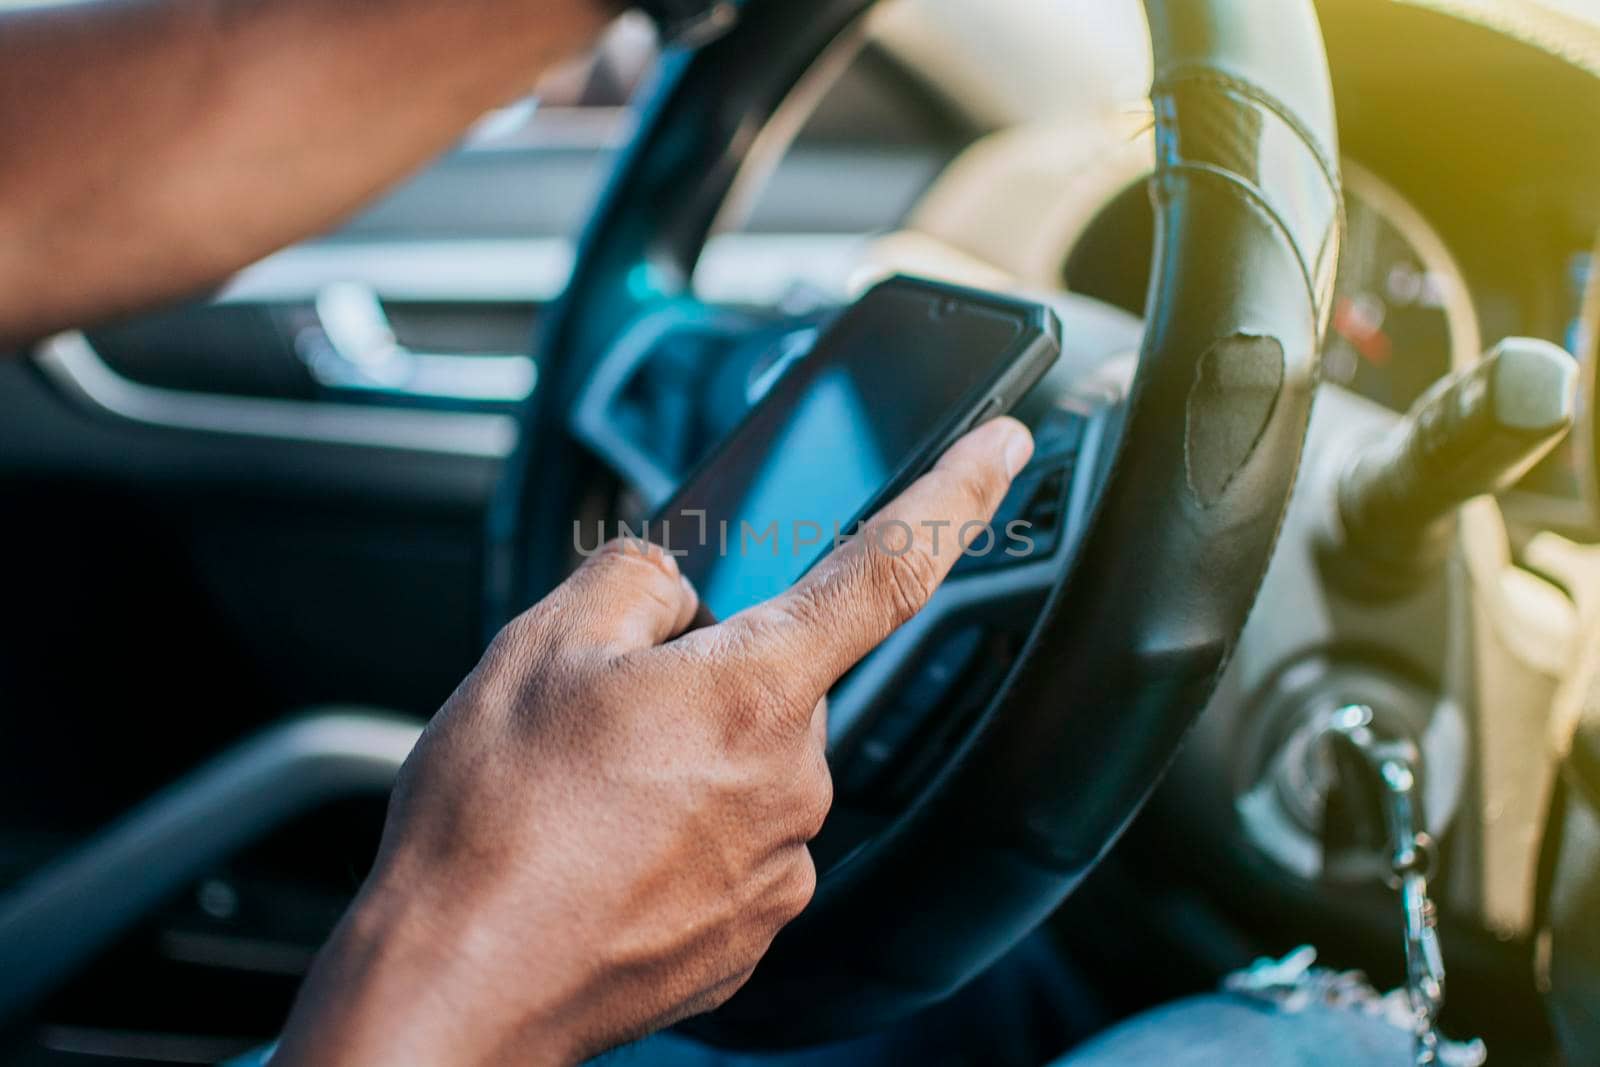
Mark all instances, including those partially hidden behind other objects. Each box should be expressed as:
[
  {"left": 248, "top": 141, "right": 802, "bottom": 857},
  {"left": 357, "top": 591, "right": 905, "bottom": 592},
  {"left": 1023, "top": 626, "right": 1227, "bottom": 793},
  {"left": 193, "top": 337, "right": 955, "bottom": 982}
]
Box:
[
  {"left": 484, "top": 606, "right": 560, "bottom": 673},
  {"left": 937, "top": 464, "right": 998, "bottom": 524},
  {"left": 798, "top": 767, "right": 833, "bottom": 841},
  {"left": 702, "top": 625, "right": 810, "bottom": 737},
  {"left": 868, "top": 537, "right": 939, "bottom": 626},
  {"left": 572, "top": 538, "right": 689, "bottom": 640},
  {"left": 706, "top": 664, "right": 780, "bottom": 749},
  {"left": 771, "top": 576, "right": 830, "bottom": 637},
  {"left": 588, "top": 536, "right": 681, "bottom": 581},
  {"left": 703, "top": 656, "right": 747, "bottom": 708},
  {"left": 494, "top": 607, "right": 546, "bottom": 652},
  {"left": 725, "top": 590, "right": 816, "bottom": 669},
  {"left": 782, "top": 849, "right": 818, "bottom": 919},
  {"left": 633, "top": 571, "right": 688, "bottom": 626},
  {"left": 966, "top": 458, "right": 1008, "bottom": 512}
]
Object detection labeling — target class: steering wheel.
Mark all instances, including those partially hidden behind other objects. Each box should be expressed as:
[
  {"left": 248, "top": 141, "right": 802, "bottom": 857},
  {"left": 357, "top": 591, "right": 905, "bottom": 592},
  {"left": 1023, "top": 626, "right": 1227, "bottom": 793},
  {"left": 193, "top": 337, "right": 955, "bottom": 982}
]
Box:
[{"left": 488, "top": 0, "right": 1342, "bottom": 1047}]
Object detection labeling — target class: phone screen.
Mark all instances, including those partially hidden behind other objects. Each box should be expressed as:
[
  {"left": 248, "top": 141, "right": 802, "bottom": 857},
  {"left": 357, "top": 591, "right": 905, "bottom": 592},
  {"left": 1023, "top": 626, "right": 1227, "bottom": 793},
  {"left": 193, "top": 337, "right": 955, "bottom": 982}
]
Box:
[{"left": 652, "top": 279, "right": 1052, "bottom": 621}]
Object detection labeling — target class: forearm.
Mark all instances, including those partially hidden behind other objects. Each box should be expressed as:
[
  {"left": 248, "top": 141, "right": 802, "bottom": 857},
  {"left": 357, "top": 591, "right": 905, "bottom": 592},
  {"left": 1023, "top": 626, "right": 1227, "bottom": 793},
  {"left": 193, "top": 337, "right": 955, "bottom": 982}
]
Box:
[{"left": 0, "top": 0, "right": 615, "bottom": 345}]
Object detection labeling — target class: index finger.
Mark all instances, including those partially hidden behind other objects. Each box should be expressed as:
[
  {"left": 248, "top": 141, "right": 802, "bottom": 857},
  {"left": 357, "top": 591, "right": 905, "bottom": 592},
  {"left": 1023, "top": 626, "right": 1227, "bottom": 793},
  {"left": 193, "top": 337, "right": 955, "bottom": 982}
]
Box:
[{"left": 723, "top": 415, "right": 1033, "bottom": 701}]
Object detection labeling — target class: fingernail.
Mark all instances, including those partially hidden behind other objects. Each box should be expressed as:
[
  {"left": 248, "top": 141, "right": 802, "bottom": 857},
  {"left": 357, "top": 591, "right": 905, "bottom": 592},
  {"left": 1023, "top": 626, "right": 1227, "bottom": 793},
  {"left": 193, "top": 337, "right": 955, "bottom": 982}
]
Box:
[{"left": 1003, "top": 425, "right": 1034, "bottom": 478}]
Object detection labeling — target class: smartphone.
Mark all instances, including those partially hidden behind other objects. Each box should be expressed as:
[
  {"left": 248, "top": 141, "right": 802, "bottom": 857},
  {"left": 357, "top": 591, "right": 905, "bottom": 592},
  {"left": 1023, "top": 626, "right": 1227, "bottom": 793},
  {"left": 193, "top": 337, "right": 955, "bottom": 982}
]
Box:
[{"left": 649, "top": 275, "right": 1061, "bottom": 622}]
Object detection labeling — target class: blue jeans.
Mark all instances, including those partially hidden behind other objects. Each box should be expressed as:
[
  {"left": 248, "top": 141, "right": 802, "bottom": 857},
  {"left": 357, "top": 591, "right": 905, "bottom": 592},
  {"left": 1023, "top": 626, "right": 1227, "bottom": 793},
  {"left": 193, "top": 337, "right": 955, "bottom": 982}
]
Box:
[
  {"left": 603, "top": 941, "right": 1415, "bottom": 1067},
  {"left": 615, "top": 995, "right": 1409, "bottom": 1066},
  {"left": 1056, "top": 993, "right": 1412, "bottom": 1065},
  {"left": 233, "top": 945, "right": 1415, "bottom": 1066}
]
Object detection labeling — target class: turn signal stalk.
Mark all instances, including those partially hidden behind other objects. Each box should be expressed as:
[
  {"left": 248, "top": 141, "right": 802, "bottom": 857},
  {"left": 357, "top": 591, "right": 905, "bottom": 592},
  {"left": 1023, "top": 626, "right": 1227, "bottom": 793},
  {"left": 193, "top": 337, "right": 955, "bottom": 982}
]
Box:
[{"left": 1329, "top": 338, "right": 1577, "bottom": 596}]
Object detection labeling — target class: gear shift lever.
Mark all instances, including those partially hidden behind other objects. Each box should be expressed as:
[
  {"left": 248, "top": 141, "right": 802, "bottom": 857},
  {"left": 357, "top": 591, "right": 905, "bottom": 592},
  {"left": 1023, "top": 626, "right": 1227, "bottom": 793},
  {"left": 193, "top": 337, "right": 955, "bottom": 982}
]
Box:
[{"left": 1327, "top": 337, "right": 1577, "bottom": 596}]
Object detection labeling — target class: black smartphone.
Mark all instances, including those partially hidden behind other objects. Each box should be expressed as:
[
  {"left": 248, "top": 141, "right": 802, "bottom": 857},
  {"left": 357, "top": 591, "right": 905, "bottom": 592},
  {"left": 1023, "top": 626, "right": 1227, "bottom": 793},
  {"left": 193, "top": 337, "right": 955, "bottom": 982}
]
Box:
[{"left": 649, "top": 275, "right": 1061, "bottom": 622}]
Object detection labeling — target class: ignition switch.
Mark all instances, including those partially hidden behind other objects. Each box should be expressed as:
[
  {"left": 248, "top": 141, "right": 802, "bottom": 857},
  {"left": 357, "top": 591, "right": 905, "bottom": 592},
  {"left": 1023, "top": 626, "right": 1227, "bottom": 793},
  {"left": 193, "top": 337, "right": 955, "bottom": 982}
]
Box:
[{"left": 1234, "top": 658, "right": 1466, "bottom": 884}]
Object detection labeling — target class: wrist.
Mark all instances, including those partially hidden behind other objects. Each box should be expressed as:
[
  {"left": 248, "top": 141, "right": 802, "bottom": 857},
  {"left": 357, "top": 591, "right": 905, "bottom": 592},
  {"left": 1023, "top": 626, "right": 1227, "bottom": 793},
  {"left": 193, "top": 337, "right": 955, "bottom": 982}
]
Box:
[{"left": 274, "top": 875, "right": 578, "bottom": 1066}]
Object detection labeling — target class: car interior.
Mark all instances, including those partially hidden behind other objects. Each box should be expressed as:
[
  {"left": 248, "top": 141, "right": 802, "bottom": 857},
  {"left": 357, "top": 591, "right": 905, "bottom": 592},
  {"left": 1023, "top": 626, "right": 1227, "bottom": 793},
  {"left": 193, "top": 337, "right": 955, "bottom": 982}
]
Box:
[{"left": 3, "top": 0, "right": 1600, "bottom": 1063}]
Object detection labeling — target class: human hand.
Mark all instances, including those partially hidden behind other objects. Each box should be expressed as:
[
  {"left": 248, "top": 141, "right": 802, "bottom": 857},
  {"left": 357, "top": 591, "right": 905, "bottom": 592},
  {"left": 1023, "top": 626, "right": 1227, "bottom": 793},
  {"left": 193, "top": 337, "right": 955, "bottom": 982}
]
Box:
[{"left": 271, "top": 416, "right": 1034, "bottom": 1066}]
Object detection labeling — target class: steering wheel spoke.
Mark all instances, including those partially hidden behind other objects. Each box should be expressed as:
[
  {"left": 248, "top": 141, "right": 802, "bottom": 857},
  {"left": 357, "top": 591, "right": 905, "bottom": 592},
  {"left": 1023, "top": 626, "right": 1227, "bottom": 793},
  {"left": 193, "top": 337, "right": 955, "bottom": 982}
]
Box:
[
  {"left": 826, "top": 402, "right": 1111, "bottom": 799},
  {"left": 570, "top": 296, "right": 834, "bottom": 509}
]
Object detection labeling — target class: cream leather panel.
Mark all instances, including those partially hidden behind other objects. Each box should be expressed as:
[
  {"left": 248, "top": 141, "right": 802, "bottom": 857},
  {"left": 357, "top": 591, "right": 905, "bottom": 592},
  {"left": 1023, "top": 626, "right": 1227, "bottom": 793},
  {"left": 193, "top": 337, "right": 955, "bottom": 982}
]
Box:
[{"left": 860, "top": 110, "right": 1155, "bottom": 292}]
